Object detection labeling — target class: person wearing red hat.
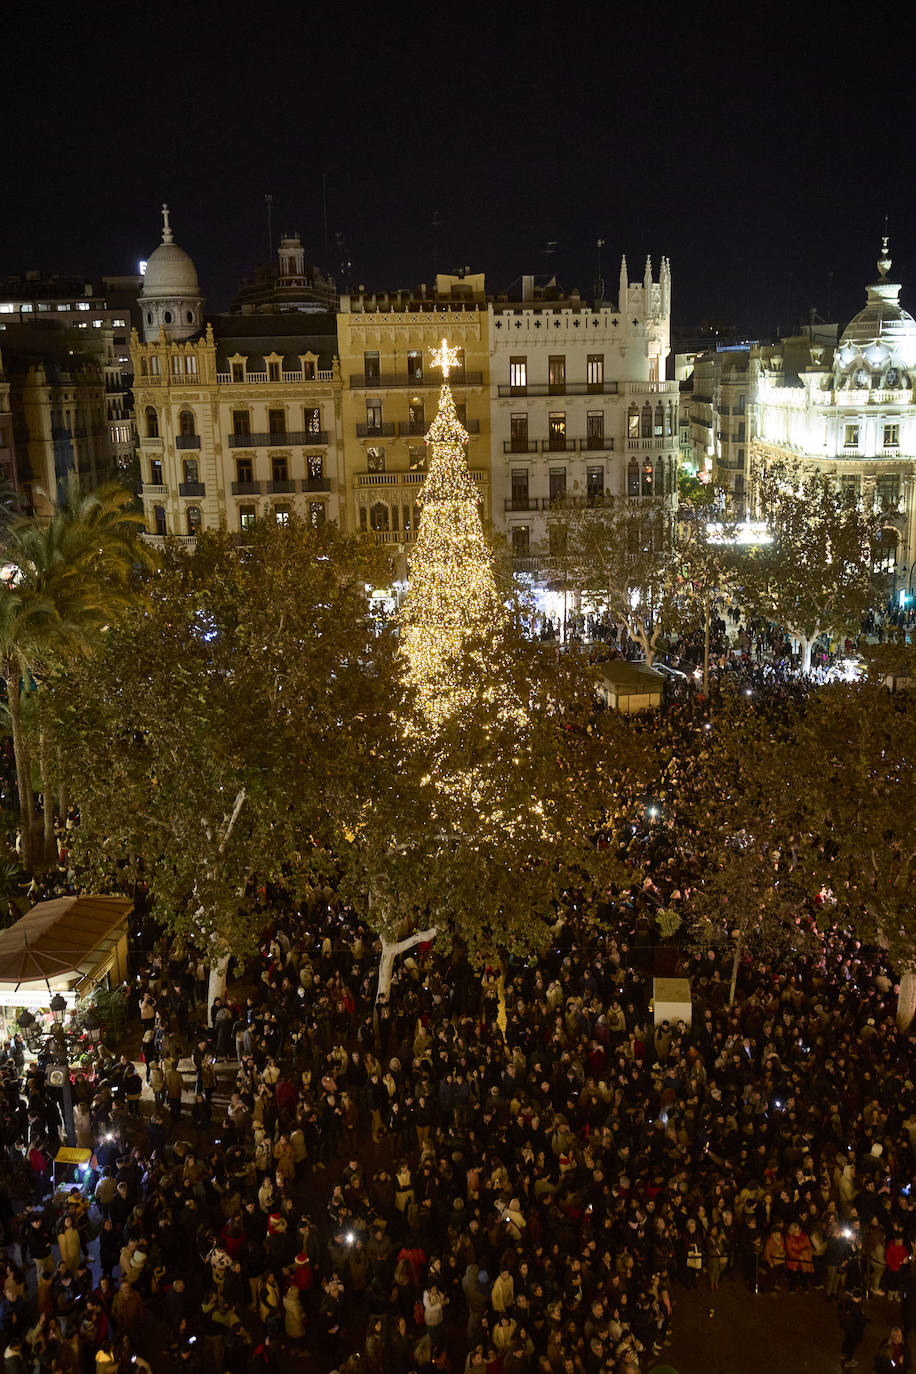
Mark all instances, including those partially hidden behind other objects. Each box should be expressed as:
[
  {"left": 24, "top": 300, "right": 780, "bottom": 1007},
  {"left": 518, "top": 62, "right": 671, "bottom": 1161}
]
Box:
[{"left": 291, "top": 1252, "right": 313, "bottom": 1293}]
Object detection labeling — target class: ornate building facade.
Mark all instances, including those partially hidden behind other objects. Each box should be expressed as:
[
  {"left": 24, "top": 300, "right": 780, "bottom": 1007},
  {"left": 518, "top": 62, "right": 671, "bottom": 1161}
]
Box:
[
  {"left": 131, "top": 212, "right": 342, "bottom": 542},
  {"left": 751, "top": 240, "right": 916, "bottom": 589},
  {"left": 336, "top": 275, "right": 491, "bottom": 577},
  {"left": 488, "top": 257, "right": 675, "bottom": 574}
]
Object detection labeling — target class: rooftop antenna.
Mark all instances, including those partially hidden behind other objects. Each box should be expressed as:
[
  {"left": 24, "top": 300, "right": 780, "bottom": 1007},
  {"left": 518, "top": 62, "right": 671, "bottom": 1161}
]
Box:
[
  {"left": 322, "top": 173, "right": 329, "bottom": 269},
  {"left": 265, "top": 193, "right": 273, "bottom": 260},
  {"left": 432, "top": 209, "right": 441, "bottom": 276},
  {"left": 595, "top": 238, "right": 605, "bottom": 302}
]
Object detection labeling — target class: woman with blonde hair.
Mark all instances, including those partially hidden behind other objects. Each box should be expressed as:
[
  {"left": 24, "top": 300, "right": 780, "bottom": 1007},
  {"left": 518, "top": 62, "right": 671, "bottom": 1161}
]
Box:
[{"left": 56, "top": 1215, "right": 81, "bottom": 1277}]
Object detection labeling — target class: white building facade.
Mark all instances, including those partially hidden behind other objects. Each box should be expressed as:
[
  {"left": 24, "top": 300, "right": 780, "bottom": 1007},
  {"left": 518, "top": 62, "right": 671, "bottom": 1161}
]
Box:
[
  {"left": 752, "top": 240, "right": 916, "bottom": 589},
  {"left": 489, "top": 256, "right": 676, "bottom": 574}
]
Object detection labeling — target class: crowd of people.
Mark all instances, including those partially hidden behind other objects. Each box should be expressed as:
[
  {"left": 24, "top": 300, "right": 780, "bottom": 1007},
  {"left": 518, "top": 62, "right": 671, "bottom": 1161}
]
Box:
[{"left": 0, "top": 686, "right": 912, "bottom": 1374}]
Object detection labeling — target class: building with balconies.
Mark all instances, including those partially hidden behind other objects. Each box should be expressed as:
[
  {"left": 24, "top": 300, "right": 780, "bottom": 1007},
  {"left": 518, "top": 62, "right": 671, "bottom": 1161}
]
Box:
[
  {"left": 131, "top": 211, "right": 343, "bottom": 543},
  {"left": 0, "top": 327, "right": 114, "bottom": 516},
  {"left": 489, "top": 257, "right": 675, "bottom": 576},
  {"left": 0, "top": 271, "right": 139, "bottom": 483},
  {"left": 751, "top": 239, "right": 916, "bottom": 592},
  {"left": 682, "top": 345, "right": 756, "bottom": 504},
  {"left": 337, "top": 274, "right": 492, "bottom": 578},
  {"left": 132, "top": 315, "right": 342, "bottom": 541}
]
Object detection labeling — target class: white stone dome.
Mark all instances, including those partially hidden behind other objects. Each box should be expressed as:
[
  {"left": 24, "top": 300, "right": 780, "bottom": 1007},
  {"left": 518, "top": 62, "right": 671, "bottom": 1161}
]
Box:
[
  {"left": 838, "top": 240, "right": 916, "bottom": 371},
  {"left": 141, "top": 240, "right": 200, "bottom": 299},
  {"left": 139, "top": 204, "right": 204, "bottom": 343}
]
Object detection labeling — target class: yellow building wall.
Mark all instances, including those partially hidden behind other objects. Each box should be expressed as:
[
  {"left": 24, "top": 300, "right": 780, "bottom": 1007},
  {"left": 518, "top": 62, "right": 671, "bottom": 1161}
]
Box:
[{"left": 336, "top": 299, "right": 492, "bottom": 575}]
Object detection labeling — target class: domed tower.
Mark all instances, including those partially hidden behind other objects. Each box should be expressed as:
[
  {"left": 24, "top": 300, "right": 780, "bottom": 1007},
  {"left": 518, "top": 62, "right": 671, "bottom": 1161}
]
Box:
[
  {"left": 834, "top": 236, "right": 916, "bottom": 388},
  {"left": 139, "top": 204, "right": 204, "bottom": 343}
]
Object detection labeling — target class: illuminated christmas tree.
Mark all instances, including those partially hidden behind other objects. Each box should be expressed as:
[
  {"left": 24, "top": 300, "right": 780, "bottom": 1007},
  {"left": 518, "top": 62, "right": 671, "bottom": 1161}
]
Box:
[{"left": 400, "top": 338, "right": 505, "bottom": 730}]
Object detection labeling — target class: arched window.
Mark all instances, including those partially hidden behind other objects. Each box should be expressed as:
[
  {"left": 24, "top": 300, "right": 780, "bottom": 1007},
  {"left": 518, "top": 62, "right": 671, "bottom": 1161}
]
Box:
[
  {"left": 186, "top": 506, "right": 202, "bottom": 535},
  {"left": 665, "top": 403, "right": 674, "bottom": 436},
  {"left": 171, "top": 354, "right": 182, "bottom": 375},
  {"left": 627, "top": 460, "right": 640, "bottom": 497},
  {"left": 164, "top": 310, "right": 173, "bottom": 325},
  {"left": 140, "top": 358, "right": 148, "bottom": 376},
  {"left": 370, "top": 502, "right": 389, "bottom": 532},
  {"left": 641, "top": 404, "right": 652, "bottom": 439},
  {"left": 153, "top": 505, "right": 166, "bottom": 536},
  {"left": 179, "top": 409, "right": 196, "bottom": 437},
  {"left": 186, "top": 310, "right": 194, "bottom": 325},
  {"left": 145, "top": 406, "right": 159, "bottom": 438},
  {"left": 641, "top": 460, "right": 654, "bottom": 497},
  {"left": 654, "top": 403, "right": 664, "bottom": 437},
  {"left": 627, "top": 404, "right": 639, "bottom": 439},
  {"left": 185, "top": 355, "right": 197, "bottom": 375}
]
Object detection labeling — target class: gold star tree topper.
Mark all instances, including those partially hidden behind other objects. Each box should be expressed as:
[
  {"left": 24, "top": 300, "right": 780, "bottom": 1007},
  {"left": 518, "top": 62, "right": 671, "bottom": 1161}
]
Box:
[{"left": 429, "top": 337, "right": 461, "bottom": 379}]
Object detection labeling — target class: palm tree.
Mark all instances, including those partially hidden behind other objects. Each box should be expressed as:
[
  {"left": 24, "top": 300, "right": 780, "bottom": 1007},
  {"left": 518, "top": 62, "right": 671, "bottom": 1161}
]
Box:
[{"left": 0, "top": 480, "right": 151, "bottom": 869}]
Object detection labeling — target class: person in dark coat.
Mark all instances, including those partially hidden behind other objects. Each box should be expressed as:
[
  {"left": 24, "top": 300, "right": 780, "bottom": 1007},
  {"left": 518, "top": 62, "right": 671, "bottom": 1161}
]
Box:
[{"left": 838, "top": 1290, "right": 868, "bottom": 1368}]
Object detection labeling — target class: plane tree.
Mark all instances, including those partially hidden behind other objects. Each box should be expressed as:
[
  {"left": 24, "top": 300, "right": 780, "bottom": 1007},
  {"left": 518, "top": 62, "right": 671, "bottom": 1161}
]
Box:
[
  {"left": 739, "top": 460, "right": 880, "bottom": 674},
  {"left": 47, "top": 518, "right": 394, "bottom": 1004}
]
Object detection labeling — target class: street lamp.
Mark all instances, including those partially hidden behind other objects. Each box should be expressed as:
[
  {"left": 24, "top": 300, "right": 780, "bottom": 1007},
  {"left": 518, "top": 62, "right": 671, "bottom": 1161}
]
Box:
[
  {"left": 82, "top": 1008, "right": 101, "bottom": 1046},
  {"left": 47, "top": 993, "right": 75, "bottom": 1145}
]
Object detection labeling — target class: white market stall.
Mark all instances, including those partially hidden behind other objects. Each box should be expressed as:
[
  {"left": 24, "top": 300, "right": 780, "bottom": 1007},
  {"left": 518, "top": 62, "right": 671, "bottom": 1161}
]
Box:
[
  {"left": 594, "top": 662, "right": 665, "bottom": 714},
  {"left": 0, "top": 895, "right": 131, "bottom": 1039}
]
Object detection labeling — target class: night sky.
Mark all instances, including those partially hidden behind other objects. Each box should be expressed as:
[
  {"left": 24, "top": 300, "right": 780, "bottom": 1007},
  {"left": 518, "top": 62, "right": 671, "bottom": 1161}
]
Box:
[{"left": 4, "top": 2, "right": 916, "bottom": 336}]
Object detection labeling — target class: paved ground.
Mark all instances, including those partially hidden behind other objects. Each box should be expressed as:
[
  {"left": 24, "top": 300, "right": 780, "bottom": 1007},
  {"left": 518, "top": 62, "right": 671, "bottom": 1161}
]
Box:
[{"left": 662, "top": 1280, "right": 906, "bottom": 1374}]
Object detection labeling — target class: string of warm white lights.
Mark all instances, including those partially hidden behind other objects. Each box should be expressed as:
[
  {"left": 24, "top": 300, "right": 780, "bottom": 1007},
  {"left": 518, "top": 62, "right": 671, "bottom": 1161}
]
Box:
[{"left": 399, "top": 338, "right": 506, "bottom": 731}]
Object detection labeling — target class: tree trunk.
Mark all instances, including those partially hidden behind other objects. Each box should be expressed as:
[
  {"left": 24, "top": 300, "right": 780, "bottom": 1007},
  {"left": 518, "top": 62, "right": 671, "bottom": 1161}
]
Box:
[
  {"left": 39, "top": 727, "right": 56, "bottom": 868},
  {"left": 799, "top": 636, "right": 813, "bottom": 675},
  {"left": 57, "top": 746, "right": 68, "bottom": 835},
  {"left": 5, "top": 668, "right": 35, "bottom": 871},
  {"left": 897, "top": 969, "right": 916, "bottom": 1032},
  {"left": 728, "top": 919, "right": 746, "bottom": 1007},
  {"left": 375, "top": 926, "right": 438, "bottom": 1005},
  {"left": 496, "top": 970, "right": 508, "bottom": 1040},
  {"left": 207, "top": 951, "right": 231, "bottom": 1021}
]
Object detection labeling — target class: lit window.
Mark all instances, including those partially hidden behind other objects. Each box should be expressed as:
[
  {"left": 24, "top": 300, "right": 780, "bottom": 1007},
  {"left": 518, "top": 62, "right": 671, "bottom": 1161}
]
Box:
[
  {"left": 113, "top": 318, "right": 126, "bottom": 327},
  {"left": 509, "top": 356, "right": 527, "bottom": 392},
  {"left": 844, "top": 424, "right": 859, "bottom": 447},
  {"left": 56, "top": 304, "right": 69, "bottom": 311},
  {"left": 20, "top": 303, "right": 33, "bottom": 313},
  {"left": 76, "top": 302, "right": 90, "bottom": 311},
  {"left": 92, "top": 320, "right": 103, "bottom": 328},
  {"left": 883, "top": 424, "right": 900, "bottom": 447},
  {"left": 587, "top": 354, "right": 604, "bottom": 388}
]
